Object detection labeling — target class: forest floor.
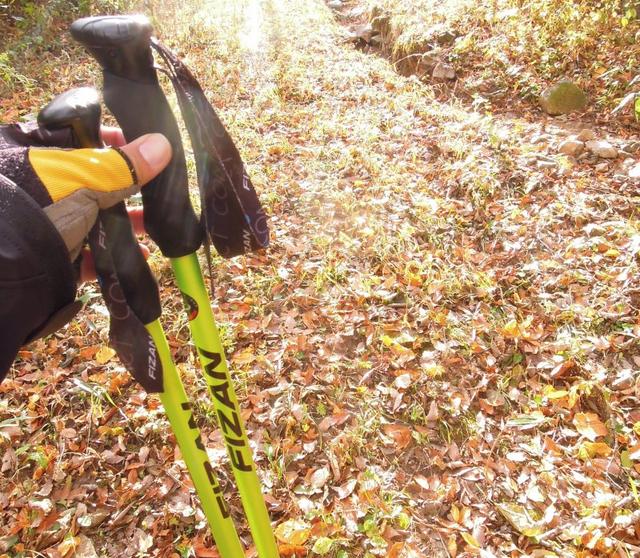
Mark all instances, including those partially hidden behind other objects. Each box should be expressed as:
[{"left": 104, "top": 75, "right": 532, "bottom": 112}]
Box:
[{"left": 1, "top": 0, "right": 640, "bottom": 557}]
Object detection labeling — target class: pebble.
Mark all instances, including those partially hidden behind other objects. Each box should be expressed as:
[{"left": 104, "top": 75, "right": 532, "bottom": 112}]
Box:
[
  {"left": 629, "top": 163, "right": 640, "bottom": 179},
  {"left": 327, "top": 0, "right": 342, "bottom": 7},
  {"left": 626, "top": 141, "right": 640, "bottom": 153},
  {"left": 621, "top": 158, "right": 636, "bottom": 170},
  {"left": 595, "top": 162, "right": 610, "bottom": 172},
  {"left": 537, "top": 160, "right": 558, "bottom": 170},
  {"left": 558, "top": 139, "right": 584, "bottom": 157},
  {"left": 432, "top": 62, "right": 456, "bottom": 80},
  {"left": 576, "top": 129, "right": 596, "bottom": 142},
  {"left": 586, "top": 140, "right": 618, "bottom": 159}
]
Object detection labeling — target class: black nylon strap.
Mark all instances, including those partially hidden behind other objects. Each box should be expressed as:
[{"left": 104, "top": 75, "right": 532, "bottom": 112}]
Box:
[{"left": 151, "top": 40, "right": 270, "bottom": 259}]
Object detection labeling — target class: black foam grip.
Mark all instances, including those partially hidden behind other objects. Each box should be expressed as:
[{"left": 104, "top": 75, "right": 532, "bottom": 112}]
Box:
[
  {"left": 71, "top": 15, "right": 203, "bottom": 257},
  {"left": 102, "top": 72, "right": 203, "bottom": 257}
]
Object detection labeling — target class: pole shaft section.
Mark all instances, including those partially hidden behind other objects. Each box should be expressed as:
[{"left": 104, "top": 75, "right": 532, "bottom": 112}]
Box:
[
  {"left": 145, "top": 320, "right": 245, "bottom": 557},
  {"left": 171, "top": 254, "right": 280, "bottom": 558}
]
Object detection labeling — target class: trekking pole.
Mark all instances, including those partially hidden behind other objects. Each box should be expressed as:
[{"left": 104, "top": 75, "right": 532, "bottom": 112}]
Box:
[
  {"left": 70, "top": 16, "right": 280, "bottom": 558},
  {"left": 38, "top": 87, "right": 246, "bottom": 557}
]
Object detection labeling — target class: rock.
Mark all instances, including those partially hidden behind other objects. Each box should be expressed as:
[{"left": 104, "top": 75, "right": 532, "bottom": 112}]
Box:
[
  {"left": 540, "top": 80, "right": 587, "bottom": 115},
  {"left": 537, "top": 160, "right": 558, "bottom": 170},
  {"left": 621, "top": 157, "right": 636, "bottom": 170},
  {"left": 586, "top": 140, "right": 618, "bottom": 159},
  {"left": 558, "top": 139, "right": 585, "bottom": 157},
  {"left": 435, "top": 29, "right": 458, "bottom": 45},
  {"left": 432, "top": 62, "right": 456, "bottom": 80},
  {"left": 327, "top": 0, "right": 342, "bottom": 7},
  {"left": 595, "top": 162, "right": 610, "bottom": 172},
  {"left": 530, "top": 133, "right": 552, "bottom": 144},
  {"left": 626, "top": 141, "right": 640, "bottom": 153},
  {"left": 576, "top": 129, "right": 596, "bottom": 142},
  {"left": 629, "top": 163, "right": 640, "bottom": 179},
  {"left": 353, "top": 23, "right": 377, "bottom": 44}
]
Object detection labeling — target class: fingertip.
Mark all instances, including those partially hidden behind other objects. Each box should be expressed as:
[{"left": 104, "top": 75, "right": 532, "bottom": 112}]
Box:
[{"left": 120, "top": 133, "right": 172, "bottom": 186}]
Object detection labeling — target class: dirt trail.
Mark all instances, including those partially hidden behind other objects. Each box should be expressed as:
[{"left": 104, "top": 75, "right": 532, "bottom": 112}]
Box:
[{"left": 2, "top": 0, "right": 639, "bottom": 556}]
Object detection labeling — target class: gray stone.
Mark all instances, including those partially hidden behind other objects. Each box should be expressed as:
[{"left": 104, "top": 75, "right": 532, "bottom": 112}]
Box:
[
  {"left": 540, "top": 80, "right": 588, "bottom": 115},
  {"left": 621, "top": 157, "right": 636, "bottom": 170},
  {"left": 558, "top": 139, "right": 584, "bottom": 157},
  {"left": 626, "top": 141, "right": 640, "bottom": 153},
  {"left": 537, "top": 160, "right": 558, "bottom": 170},
  {"left": 576, "top": 129, "right": 596, "bottom": 142},
  {"left": 586, "top": 140, "right": 618, "bottom": 159},
  {"left": 629, "top": 163, "right": 640, "bottom": 179},
  {"left": 432, "top": 62, "right": 456, "bottom": 80},
  {"left": 353, "top": 23, "right": 377, "bottom": 44},
  {"left": 435, "top": 30, "right": 458, "bottom": 45}
]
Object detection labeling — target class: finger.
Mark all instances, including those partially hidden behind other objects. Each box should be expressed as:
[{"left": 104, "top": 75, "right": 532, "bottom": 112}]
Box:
[
  {"left": 127, "top": 207, "right": 145, "bottom": 235},
  {"left": 118, "top": 133, "right": 172, "bottom": 186},
  {"left": 80, "top": 242, "right": 151, "bottom": 283},
  {"left": 100, "top": 126, "right": 126, "bottom": 147},
  {"left": 79, "top": 248, "right": 96, "bottom": 283}
]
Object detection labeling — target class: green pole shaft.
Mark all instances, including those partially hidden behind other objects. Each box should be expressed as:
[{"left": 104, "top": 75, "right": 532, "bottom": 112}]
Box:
[
  {"left": 171, "top": 254, "right": 280, "bottom": 558},
  {"left": 145, "top": 320, "right": 246, "bottom": 557}
]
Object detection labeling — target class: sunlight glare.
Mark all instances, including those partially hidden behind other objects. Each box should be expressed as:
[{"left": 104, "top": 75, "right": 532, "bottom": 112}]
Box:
[{"left": 240, "top": 0, "right": 264, "bottom": 52}]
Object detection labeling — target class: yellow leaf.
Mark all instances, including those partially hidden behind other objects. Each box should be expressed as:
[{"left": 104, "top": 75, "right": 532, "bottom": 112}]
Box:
[
  {"left": 573, "top": 412, "right": 608, "bottom": 441},
  {"left": 423, "top": 363, "right": 444, "bottom": 378},
  {"left": 274, "top": 519, "right": 311, "bottom": 546},
  {"left": 543, "top": 385, "right": 569, "bottom": 400},
  {"left": 57, "top": 536, "right": 79, "bottom": 557},
  {"left": 604, "top": 248, "right": 620, "bottom": 258},
  {"left": 380, "top": 335, "right": 414, "bottom": 358},
  {"left": 628, "top": 443, "right": 640, "bottom": 461},
  {"left": 578, "top": 442, "right": 613, "bottom": 460},
  {"left": 501, "top": 319, "right": 521, "bottom": 338},
  {"left": 501, "top": 316, "right": 533, "bottom": 339},
  {"left": 95, "top": 346, "right": 116, "bottom": 365},
  {"left": 461, "top": 532, "right": 480, "bottom": 548}
]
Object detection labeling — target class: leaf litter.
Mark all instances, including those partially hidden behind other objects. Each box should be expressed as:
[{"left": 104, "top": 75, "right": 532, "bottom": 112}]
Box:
[{"left": 1, "top": 0, "right": 640, "bottom": 556}]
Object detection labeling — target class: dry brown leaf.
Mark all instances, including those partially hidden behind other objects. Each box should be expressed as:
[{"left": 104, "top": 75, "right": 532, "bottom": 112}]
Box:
[
  {"left": 383, "top": 424, "right": 412, "bottom": 449},
  {"left": 573, "top": 412, "right": 608, "bottom": 441},
  {"left": 309, "top": 466, "right": 330, "bottom": 489}
]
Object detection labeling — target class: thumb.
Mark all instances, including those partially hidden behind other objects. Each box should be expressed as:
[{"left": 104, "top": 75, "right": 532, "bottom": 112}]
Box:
[{"left": 118, "top": 133, "right": 172, "bottom": 186}]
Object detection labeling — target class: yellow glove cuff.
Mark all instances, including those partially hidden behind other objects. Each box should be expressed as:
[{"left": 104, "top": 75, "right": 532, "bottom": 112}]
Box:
[{"left": 28, "top": 147, "right": 135, "bottom": 202}]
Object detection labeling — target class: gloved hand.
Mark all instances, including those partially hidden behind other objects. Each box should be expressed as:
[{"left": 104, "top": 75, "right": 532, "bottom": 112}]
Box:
[{"left": 0, "top": 127, "right": 171, "bottom": 259}]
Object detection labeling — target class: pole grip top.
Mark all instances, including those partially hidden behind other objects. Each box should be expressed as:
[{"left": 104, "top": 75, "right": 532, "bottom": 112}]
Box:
[
  {"left": 37, "top": 87, "right": 102, "bottom": 148},
  {"left": 70, "top": 16, "right": 156, "bottom": 82},
  {"left": 71, "top": 15, "right": 204, "bottom": 258}
]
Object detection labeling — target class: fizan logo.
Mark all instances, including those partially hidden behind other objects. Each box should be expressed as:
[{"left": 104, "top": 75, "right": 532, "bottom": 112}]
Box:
[
  {"left": 242, "top": 228, "right": 252, "bottom": 252},
  {"left": 180, "top": 401, "right": 230, "bottom": 518},
  {"left": 198, "top": 347, "right": 252, "bottom": 472},
  {"left": 147, "top": 337, "right": 157, "bottom": 380}
]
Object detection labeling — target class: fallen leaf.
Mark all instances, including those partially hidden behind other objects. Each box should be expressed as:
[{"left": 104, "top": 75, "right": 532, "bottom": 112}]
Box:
[
  {"left": 573, "top": 412, "right": 608, "bottom": 441},
  {"left": 275, "top": 519, "right": 312, "bottom": 545},
  {"left": 579, "top": 442, "right": 613, "bottom": 459},
  {"left": 95, "top": 346, "right": 116, "bottom": 365},
  {"left": 382, "top": 424, "right": 412, "bottom": 449},
  {"left": 628, "top": 443, "right": 640, "bottom": 461},
  {"left": 309, "top": 467, "right": 330, "bottom": 489}
]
